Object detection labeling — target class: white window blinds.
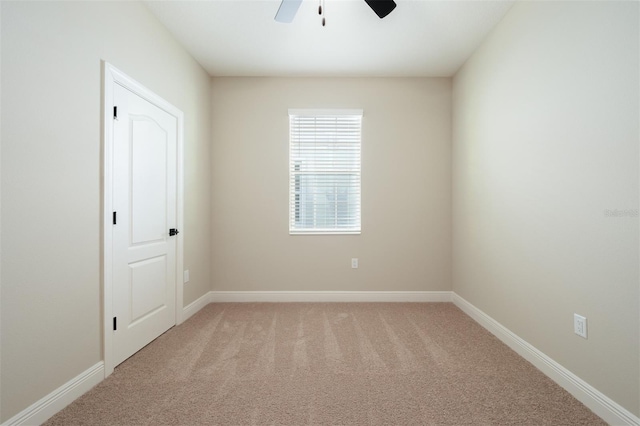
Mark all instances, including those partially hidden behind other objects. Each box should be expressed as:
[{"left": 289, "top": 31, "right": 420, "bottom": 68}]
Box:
[{"left": 289, "top": 109, "right": 362, "bottom": 234}]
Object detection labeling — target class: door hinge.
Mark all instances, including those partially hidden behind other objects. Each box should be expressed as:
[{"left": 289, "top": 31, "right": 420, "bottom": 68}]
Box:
[
  {"left": 113, "top": 317, "right": 117, "bottom": 331},
  {"left": 113, "top": 211, "right": 117, "bottom": 225},
  {"left": 113, "top": 106, "right": 118, "bottom": 120}
]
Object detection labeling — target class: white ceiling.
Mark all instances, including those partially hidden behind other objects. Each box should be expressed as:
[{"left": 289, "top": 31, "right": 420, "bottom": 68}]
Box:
[{"left": 144, "top": 0, "right": 514, "bottom": 77}]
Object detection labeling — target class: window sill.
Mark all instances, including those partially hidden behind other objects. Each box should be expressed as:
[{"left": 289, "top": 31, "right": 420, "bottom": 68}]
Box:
[{"left": 289, "top": 230, "right": 361, "bottom": 236}]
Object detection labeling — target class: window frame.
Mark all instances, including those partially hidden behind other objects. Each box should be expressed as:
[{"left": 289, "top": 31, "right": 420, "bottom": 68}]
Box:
[{"left": 288, "top": 108, "right": 363, "bottom": 235}]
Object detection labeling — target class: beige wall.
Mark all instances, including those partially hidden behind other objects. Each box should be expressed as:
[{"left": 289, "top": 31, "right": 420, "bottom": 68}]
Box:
[
  {"left": 0, "top": 1, "right": 211, "bottom": 421},
  {"left": 211, "top": 78, "right": 451, "bottom": 292},
  {"left": 452, "top": 1, "right": 639, "bottom": 416}
]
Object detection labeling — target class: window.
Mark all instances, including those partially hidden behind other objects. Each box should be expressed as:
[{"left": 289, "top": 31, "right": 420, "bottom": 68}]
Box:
[{"left": 289, "top": 109, "right": 362, "bottom": 234}]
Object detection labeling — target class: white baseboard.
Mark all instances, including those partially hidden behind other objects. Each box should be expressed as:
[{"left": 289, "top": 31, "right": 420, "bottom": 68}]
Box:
[
  {"left": 452, "top": 293, "right": 640, "bottom": 426},
  {"left": 181, "top": 291, "right": 215, "bottom": 323},
  {"left": 211, "top": 290, "right": 452, "bottom": 303},
  {"left": 2, "top": 362, "right": 104, "bottom": 426}
]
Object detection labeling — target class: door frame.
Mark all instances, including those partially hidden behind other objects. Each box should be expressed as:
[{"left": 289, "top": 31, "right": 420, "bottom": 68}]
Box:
[{"left": 102, "top": 62, "right": 184, "bottom": 377}]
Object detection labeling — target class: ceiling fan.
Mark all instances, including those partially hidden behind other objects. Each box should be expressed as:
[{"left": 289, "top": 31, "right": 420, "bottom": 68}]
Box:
[{"left": 275, "top": 0, "right": 397, "bottom": 24}]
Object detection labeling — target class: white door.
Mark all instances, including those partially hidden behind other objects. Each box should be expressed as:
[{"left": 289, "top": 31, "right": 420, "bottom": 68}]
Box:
[{"left": 111, "top": 82, "right": 178, "bottom": 367}]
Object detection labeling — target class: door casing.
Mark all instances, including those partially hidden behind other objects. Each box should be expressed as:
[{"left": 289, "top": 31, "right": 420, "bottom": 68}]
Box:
[{"left": 102, "top": 62, "right": 184, "bottom": 377}]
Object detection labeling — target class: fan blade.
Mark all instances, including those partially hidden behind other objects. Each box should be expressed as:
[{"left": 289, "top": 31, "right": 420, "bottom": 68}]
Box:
[
  {"left": 275, "top": 0, "right": 304, "bottom": 23},
  {"left": 363, "top": 0, "right": 396, "bottom": 19}
]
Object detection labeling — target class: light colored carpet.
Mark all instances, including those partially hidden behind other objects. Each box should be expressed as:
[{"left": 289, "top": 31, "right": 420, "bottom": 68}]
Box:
[{"left": 45, "top": 303, "right": 605, "bottom": 425}]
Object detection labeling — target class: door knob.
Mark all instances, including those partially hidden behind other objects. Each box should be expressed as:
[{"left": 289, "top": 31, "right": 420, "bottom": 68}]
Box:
[{"left": 169, "top": 228, "right": 179, "bottom": 236}]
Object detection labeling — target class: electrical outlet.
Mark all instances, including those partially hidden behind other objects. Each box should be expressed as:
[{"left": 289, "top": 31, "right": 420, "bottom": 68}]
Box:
[
  {"left": 574, "top": 314, "right": 587, "bottom": 339},
  {"left": 183, "top": 270, "right": 190, "bottom": 283},
  {"left": 351, "top": 258, "right": 358, "bottom": 269}
]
